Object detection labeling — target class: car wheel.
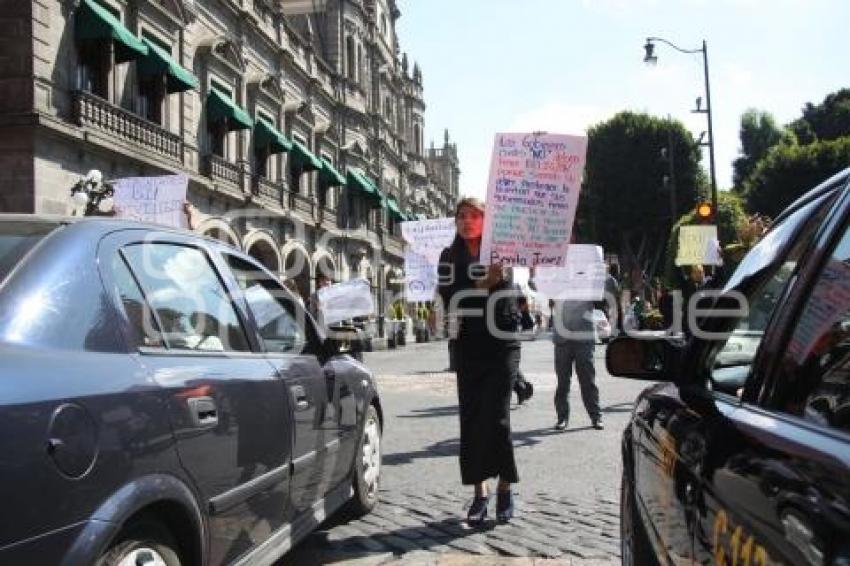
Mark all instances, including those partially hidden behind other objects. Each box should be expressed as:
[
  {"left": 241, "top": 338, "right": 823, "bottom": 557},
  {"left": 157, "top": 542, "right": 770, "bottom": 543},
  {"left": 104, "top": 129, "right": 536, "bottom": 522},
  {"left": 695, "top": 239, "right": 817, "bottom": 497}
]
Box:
[
  {"left": 97, "top": 517, "right": 182, "bottom": 566},
  {"left": 348, "top": 404, "right": 382, "bottom": 516},
  {"left": 621, "top": 473, "right": 656, "bottom": 566}
]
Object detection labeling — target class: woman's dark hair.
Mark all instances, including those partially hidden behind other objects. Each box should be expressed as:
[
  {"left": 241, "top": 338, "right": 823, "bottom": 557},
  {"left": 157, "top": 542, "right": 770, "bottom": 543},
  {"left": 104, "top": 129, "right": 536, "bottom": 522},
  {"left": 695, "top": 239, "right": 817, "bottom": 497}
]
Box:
[{"left": 454, "top": 197, "right": 485, "bottom": 218}]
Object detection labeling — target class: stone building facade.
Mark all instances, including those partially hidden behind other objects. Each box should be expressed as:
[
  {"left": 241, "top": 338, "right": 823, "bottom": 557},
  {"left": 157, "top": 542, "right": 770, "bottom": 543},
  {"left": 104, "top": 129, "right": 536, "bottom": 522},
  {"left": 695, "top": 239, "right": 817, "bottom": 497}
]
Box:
[{"left": 0, "top": 0, "right": 460, "bottom": 316}]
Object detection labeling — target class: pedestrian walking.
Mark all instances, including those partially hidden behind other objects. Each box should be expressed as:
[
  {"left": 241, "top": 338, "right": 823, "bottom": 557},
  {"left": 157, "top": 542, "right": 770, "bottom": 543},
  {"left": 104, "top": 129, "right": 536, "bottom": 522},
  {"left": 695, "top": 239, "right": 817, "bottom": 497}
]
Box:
[
  {"left": 437, "top": 197, "right": 519, "bottom": 525},
  {"left": 551, "top": 297, "right": 604, "bottom": 431}
]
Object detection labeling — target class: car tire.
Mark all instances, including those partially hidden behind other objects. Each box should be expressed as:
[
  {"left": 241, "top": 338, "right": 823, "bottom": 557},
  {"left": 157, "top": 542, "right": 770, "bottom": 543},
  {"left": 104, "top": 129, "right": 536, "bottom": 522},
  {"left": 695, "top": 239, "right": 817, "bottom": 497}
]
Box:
[
  {"left": 621, "top": 473, "right": 657, "bottom": 566},
  {"left": 97, "top": 516, "right": 182, "bottom": 566},
  {"left": 347, "top": 404, "right": 382, "bottom": 517}
]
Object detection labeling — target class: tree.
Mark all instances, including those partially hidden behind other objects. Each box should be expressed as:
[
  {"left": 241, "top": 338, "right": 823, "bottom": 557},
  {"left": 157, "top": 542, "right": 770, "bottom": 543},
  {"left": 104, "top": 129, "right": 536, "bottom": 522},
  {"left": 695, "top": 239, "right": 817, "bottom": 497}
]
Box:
[
  {"left": 789, "top": 88, "right": 850, "bottom": 144},
  {"left": 742, "top": 136, "right": 850, "bottom": 218},
  {"left": 579, "top": 111, "right": 707, "bottom": 281},
  {"left": 732, "top": 109, "right": 793, "bottom": 188}
]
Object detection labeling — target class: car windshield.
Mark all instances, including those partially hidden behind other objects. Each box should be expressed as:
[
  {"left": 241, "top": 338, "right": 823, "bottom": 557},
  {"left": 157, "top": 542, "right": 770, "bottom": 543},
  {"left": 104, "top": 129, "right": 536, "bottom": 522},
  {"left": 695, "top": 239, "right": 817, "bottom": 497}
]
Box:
[{"left": 0, "top": 222, "right": 60, "bottom": 284}]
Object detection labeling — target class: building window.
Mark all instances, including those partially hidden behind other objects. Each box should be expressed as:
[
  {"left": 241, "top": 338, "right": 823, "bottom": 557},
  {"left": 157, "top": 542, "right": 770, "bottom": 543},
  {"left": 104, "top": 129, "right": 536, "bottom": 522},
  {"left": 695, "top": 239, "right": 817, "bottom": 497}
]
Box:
[
  {"left": 380, "top": 14, "right": 388, "bottom": 36},
  {"left": 414, "top": 123, "right": 422, "bottom": 155},
  {"left": 78, "top": 40, "right": 110, "bottom": 99},
  {"left": 346, "top": 36, "right": 356, "bottom": 81},
  {"left": 290, "top": 132, "right": 308, "bottom": 194},
  {"left": 208, "top": 80, "right": 234, "bottom": 159},
  {"left": 255, "top": 109, "right": 276, "bottom": 179},
  {"left": 356, "top": 44, "right": 363, "bottom": 85}
]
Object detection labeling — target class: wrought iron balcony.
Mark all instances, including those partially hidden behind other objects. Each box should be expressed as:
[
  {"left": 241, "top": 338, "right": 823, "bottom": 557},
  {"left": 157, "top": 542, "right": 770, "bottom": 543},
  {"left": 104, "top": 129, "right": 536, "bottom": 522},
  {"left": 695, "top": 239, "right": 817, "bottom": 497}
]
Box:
[{"left": 73, "top": 90, "right": 182, "bottom": 163}]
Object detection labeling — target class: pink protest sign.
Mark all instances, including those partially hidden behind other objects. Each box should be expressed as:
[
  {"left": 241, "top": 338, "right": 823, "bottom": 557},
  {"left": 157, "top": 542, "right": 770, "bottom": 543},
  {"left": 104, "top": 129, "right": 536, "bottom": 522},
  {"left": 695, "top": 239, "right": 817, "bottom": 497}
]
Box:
[{"left": 480, "top": 132, "right": 587, "bottom": 267}]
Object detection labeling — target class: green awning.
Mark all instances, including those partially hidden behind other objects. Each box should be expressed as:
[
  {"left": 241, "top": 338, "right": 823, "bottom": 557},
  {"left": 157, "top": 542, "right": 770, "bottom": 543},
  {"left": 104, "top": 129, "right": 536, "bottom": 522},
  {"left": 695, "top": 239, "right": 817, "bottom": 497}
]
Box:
[
  {"left": 403, "top": 209, "right": 415, "bottom": 221},
  {"left": 207, "top": 89, "right": 253, "bottom": 131},
  {"left": 318, "top": 159, "right": 346, "bottom": 187},
  {"left": 346, "top": 169, "right": 384, "bottom": 206},
  {"left": 289, "top": 139, "right": 323, "bottom": 172},
  {"left": 385, "top": 197, "right": 404, "bottom": 220},
  {"left": 255, "top": 118, "right": 292, "bottom": 154},
  {"left": 75, "top": 0, "right": 148, "bottom": 63},
  {"left": 416, "top": 213, "right": 428, "bottom": 220},
  {"left": 137, "top": 37, "right": 199, "bottom": 93}
]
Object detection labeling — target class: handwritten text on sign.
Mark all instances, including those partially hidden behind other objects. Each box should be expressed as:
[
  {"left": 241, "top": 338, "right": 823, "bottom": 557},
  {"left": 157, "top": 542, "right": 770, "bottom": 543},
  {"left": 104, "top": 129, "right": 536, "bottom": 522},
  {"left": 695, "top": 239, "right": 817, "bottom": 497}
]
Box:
[
  {"left": 113, "top": 175, "right": 189, "bottom": 229},
  {"left": 675, "top": 225, "right": 722, "bottom": 266},
  {"left": 401, "top": 218, "right": 457, "bottom": 303},
  {"left": 480, "top": 133, "right": 587, "bottom": 267}
]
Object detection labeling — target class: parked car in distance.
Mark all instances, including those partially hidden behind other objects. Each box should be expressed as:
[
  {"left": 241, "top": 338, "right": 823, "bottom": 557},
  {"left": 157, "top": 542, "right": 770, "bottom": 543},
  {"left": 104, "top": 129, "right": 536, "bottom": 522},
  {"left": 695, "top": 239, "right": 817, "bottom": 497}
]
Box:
[
  {"left": 0, "top": 216, "right": 383, "bottom": 566},
  {"left": 608, "top": 169, "right": 850, "bottom": 566}
]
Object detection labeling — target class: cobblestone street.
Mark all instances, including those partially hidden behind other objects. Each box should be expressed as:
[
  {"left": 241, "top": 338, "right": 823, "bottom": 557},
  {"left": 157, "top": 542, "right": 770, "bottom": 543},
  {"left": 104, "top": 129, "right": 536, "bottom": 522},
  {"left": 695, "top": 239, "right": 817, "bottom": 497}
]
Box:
[{"left": 282, "top": 337, "right": 648, "bottom": 565}]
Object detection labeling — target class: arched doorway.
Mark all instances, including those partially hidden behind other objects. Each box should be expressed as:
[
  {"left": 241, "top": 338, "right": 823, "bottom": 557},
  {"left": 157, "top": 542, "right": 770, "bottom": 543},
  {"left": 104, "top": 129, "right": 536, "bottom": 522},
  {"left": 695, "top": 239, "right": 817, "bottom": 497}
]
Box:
[
  {"left": 283, "top": 244, "right": 312, "bottom": 302},
  {"left": 313, "top": 250, "right": 337, "bottom": 283},
  {"left": 199, "top": 219, "right": 240, "bottom": 249},
  {"left": 244, "top": 232, "right": 281, "bottom": 274}
]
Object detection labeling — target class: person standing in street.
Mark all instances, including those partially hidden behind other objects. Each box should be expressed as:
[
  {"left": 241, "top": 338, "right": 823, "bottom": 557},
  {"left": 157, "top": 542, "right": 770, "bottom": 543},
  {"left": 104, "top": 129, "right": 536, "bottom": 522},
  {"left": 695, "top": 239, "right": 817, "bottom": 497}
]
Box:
[
  {"left": 551, "top": 297, "right": 603, "bottom": 431},
  {"left": 438, "top": 197, "right": 519, "bottom": 525}
]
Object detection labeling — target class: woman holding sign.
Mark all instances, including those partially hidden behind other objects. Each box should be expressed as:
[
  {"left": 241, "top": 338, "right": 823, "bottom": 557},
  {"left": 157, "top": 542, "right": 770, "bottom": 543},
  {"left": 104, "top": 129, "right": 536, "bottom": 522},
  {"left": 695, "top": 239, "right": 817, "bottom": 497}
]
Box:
[{"left": 438, "top": 197, "right": 520, "bottom": 525}]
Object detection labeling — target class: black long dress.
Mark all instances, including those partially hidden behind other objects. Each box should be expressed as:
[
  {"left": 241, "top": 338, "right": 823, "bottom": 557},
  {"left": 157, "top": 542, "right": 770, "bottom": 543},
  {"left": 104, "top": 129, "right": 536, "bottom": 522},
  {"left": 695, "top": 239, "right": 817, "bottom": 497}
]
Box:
[{"left": 438, "top": 239, "right": 519, "bottom": 485}]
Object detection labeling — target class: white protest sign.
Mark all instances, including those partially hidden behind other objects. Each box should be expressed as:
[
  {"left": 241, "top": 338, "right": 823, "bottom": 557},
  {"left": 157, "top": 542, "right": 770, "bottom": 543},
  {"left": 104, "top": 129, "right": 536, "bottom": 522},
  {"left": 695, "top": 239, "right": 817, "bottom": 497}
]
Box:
[
  {"left": 113, "top": 175, "right": 189, "bottom": 229},
  {"left": 480, "top": 132, "right": 587, "bottom": 267},
  {"left": 676, "top": 225, "right": 722, "bottom": 266},
  {"left": 532, "top": 245, "right": 606, "bottom": 301},
  {"left": 401, "top": 218, "right": 456, "bottom": 303},
  {"left": 318, "top": 277, "right": 374, "bottom": 325}
]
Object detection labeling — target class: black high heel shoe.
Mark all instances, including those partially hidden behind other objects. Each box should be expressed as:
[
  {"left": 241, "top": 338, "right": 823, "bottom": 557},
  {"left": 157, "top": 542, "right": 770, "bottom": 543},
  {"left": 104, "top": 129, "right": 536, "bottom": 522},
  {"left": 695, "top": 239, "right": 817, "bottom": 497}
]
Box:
[
  {"left": 496, "top": 490, "right": 514, "bottom": 522},
  {"left": 467, "top": 496, "right": 489, "bottom": 525}
]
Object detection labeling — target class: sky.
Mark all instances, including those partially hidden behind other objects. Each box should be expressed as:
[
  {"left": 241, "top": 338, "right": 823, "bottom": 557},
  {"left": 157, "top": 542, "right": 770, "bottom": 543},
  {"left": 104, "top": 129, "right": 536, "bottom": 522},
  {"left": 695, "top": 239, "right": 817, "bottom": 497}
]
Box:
[{"left": 396, "top": 0, "right": 849, "bottom": 200}]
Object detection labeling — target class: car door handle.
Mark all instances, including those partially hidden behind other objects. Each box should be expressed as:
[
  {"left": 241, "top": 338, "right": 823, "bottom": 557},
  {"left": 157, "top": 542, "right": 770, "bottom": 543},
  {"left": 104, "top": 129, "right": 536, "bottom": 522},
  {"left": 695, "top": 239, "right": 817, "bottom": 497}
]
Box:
[
  {"left": 291, "top": 385, "right": 310, "bottom": 411},
  {"left": 187, "top": 396, "right": 218, "bottom": 427}
]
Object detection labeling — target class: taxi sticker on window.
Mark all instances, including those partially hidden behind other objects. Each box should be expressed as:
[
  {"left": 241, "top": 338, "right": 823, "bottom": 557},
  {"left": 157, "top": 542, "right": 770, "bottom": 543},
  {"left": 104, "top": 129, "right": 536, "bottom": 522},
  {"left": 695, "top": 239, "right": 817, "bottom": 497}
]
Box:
[{"left": 713, "top": 509, "right": 772, "bottom": 566}]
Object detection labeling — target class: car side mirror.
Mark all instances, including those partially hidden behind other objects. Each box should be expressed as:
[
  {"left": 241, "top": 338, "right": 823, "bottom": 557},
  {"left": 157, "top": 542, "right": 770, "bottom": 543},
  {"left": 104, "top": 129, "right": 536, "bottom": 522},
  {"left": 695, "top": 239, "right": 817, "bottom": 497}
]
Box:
[{"left": 605, "top": 336, "right": 682, "bottom": 382}]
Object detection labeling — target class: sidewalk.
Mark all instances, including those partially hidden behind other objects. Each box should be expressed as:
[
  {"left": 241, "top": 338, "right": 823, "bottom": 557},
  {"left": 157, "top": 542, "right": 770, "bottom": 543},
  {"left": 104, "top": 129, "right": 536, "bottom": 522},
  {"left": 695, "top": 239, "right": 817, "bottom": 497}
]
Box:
[{"left": 286, "top": 550, "right": 616, "bottom": 565}]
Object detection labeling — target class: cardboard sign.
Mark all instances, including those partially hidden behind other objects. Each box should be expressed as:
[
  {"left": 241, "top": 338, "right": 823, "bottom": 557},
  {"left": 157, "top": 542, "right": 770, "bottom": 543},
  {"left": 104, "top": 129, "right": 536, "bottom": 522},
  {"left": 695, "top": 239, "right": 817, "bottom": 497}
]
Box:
[
  {"left": 401, "top": 218, "right": 457, "bottom": 303},
  {"left": 318, "top": 277, "right": 374, "bottom": 325},
  {"left": 480, "top": 132, "right": 587, "bottom": 267},
  {"left": 676, "top": 225, "right": 722, "bottom": 266},
  {"left": 532, "top": 245, "right": 606, "bottom": 301},
  {"left": 113, "top": 175, "right": 189, "bottom": 229}
]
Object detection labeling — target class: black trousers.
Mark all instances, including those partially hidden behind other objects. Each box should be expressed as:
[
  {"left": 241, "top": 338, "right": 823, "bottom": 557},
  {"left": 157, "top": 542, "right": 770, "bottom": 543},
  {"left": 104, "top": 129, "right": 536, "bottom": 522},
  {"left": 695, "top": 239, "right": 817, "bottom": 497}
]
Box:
[{"left": 456, "top": 348, "right": 519, "bottom": 485}]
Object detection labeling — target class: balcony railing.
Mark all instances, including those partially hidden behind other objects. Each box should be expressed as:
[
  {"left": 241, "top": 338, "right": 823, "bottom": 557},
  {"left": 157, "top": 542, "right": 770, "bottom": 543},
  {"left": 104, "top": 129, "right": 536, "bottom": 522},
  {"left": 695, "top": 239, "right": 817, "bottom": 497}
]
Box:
[
  {"left": 73, "top": 90, "right": 182, "bottom": 163},
  {"left": 253, "top": 176, "right": 284, "bottom": 204},
  {"left": 385, "top": 234, "right": 405, "bottom": 258},
  {"left": 204, "top": 154, "right": 241, "bottom": 187}
]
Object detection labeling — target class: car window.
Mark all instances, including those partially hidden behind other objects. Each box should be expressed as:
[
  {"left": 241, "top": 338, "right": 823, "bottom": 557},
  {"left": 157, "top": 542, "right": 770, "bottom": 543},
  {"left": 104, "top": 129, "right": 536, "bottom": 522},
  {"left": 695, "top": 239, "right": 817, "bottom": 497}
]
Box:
[
  {"left": 0, "top": 222, "right": 60, "bottom": 284},
  {"left": 122, "top": 244, "right": 250, "bottom": 352},
  {"left": 110, "top": 253, "right": 164, "bottom": 348},
  {"left": 773, "top": 219, "right": 850, "bottom": 433},
  {"left": 707, "top": 200, "right": 832, "bottom": 396},
  {"left": 225, "top": 255, "right": 309, "bottom": 354}
]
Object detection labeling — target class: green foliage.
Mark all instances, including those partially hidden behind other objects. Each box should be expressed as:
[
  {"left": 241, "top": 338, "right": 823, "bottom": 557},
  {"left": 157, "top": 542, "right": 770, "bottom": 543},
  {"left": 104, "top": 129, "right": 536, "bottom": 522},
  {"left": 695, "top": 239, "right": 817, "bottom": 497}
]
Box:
[
  {"left": 789, "top": 88, "right": 850, "bottom": 144},
  {"left": 732, "top": 109, "right": 794, "bottom": 188},
  {"left": 742, "top": 136, "right": 850, "bottom": 218},
  {"left": 578, "top": 111, "right": 707, "bottom": 274},
  {"left": 664, "top": 192, "right": 746, "bottom": 288}
]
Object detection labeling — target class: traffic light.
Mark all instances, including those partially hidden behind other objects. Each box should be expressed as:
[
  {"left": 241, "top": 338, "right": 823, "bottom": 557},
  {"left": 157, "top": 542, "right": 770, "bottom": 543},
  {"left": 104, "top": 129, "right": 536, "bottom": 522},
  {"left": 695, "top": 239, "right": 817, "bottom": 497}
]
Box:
[{"left": 695, "top": 201, "right": 714, "bottom": 223}]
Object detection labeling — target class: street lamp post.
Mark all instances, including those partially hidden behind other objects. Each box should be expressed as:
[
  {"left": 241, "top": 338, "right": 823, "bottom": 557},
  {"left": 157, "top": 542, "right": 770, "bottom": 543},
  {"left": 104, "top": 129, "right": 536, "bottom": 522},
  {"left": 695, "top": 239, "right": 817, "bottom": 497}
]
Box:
[{"left": 643, "top": 37, "right": 718, "bottom": 216}]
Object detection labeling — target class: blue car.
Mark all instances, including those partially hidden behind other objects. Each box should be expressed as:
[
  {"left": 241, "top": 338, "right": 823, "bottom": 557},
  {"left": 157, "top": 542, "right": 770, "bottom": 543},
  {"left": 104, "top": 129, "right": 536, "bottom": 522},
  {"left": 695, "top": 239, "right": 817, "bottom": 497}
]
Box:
[{"left": 0, "top": 216, "right": 383, "bottom": 565}]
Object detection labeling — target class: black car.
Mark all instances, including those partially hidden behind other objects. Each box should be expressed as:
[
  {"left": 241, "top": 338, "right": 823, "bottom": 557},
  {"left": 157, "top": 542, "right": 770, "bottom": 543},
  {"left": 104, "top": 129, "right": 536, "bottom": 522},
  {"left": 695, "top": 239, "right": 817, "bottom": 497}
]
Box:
[
  {"left": 609, "top": 169, "right": 850, "bottom": 565},
  {"left": 0, "top": 216, "right": 383, "bottom": 565}
]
